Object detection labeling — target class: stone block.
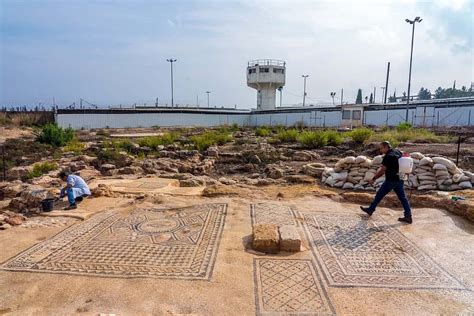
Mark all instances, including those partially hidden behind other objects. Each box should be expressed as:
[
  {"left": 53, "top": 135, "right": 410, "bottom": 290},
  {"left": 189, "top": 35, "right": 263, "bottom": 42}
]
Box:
[
  {"left": 252, "top": 224, "right": 279, "bottom": 254},
  {"left": 279, "top": 225, "right": 302, "bottom": 252}
]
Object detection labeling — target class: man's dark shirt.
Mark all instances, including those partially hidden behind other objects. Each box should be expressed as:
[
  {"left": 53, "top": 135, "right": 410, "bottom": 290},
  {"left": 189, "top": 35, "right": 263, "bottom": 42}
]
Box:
[{"left": 382, "top": 148, "right": 402, "bottom": 181}]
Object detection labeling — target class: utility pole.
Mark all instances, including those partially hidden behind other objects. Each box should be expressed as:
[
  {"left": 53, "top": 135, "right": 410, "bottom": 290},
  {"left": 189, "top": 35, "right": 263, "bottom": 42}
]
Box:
[
  {"left": 166, "top": 58, "right": 177, "bottom": 108},
  {"left": 405, "top": 17, "right": 422, "bottom": 121},
  {"left": 381, "top": 87, "right": 386, "bottom": 103},
  {"left": 301, "top": 75, "right": 309, "bottom": 106},
  {"left": 384, "top": 62, "right": 390, "bottom": 104},
  {"left": 206, "top": 91, "right": 211, "bottom": 108},
  {"left": 341, "top": 88, "right": 344, "bottom": 105}
]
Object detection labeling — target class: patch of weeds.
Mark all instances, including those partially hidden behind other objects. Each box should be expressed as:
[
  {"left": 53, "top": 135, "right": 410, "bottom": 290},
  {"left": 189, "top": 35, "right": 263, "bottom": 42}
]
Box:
[
  {"left": 324, "top": 130, "right": 343, "bottom": 146},
  {"left": 350, "top": 127, "right": 374, "bottom": 144},
  {"left": 27, "top": 161, "right": 58, "bottom": 179},
  {"left": 297, "top": 131, "right": 328, "bottom": 148},
  {"left": 276, "top": 129, "right": 300, "bottom": 143},
  {"left": 64, "top": 139, "right": 85, "bottom": 154},
  {"left": 137, "top": 132, "right": 180, "bottom": 150},
  {"left": 216, "top": 124, "right": 239, "bottom": 133},
  {"left": 255, "top": 126, "right": 271, "bottom": 137},
  {"left": 396, "top": 122, "right": 412, "bottom": 132},
  {"left": 35, "top": 123, "right": 74, "bottom": 147},
  {"left": 191, "top": 130, "right": 233, "bottom": 151}
]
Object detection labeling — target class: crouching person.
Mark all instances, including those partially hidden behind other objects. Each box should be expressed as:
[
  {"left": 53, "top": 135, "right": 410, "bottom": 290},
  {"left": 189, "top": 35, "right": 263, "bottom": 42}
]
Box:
[{"left": 58, "top": 171, "right": 91, "bottom": 210}]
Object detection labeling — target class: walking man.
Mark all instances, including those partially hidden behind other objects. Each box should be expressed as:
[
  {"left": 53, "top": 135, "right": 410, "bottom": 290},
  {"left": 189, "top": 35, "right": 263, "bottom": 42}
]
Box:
[
  {"left": 360, "top": 141, "right": 413, "bottom": 224},
  {"left": 58, "top": 171, "right": 91, "bottom": 210}
]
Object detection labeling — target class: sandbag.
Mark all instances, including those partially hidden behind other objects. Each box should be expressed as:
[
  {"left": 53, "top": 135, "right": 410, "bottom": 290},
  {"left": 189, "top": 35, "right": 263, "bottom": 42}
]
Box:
[
  {"left": 355, "top": 155, "right": 368, "bottom": 164},
  {"left": 373, "top": 155, "right": 383, "bottom": 164},
  {"left": 364, "top": 172, "right": 376, "bottom": 181},
  {"left": 433, "top": 163, "right": 447, "bottom": 171},
  {"left": 344, "top": 156, "right": 356, "bottom": 164},
  {"left": 325, "top": 176, "right": 336, "bottom": 187},
  {"left": 432, "top": 157, "right": 455, "bottom": 170},
  {"left": 435, "top": 170, "right": 449, "bottom": 177},
  {"left": 334, "top": 180, "right": 345, "bottom": 188},
  {"left": 419, "top": 157, "right": 433, "bottom": 166},
  {"left": 342, "top": 182, "right": 354, "bottom": 190},
  {"left": 418, "top": 184, "right": 436, "bottom": 190},
  {"left": 331, "top": 171, "right": 348, "bottom": 181},
  {"left": 410, "top": 152, "right": 425, "bottom": 160},
  {"left": 359, "top": 160, "right": 372, "bottom": 168}
]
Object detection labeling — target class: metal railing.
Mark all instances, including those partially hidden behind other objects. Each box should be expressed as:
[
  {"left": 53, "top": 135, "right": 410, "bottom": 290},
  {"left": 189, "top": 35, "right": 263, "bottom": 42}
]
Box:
[{"left": 247, "top": 59, "right": 286, "bottom": 67}]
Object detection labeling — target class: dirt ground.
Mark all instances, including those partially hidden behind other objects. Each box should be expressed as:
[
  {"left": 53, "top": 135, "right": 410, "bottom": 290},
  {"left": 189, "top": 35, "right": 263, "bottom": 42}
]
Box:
[{"left": 0, "top": 181, "right": 473, "bottom": 315}]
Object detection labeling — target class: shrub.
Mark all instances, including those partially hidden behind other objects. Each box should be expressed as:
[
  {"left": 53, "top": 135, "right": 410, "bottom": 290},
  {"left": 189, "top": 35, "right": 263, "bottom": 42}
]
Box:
[
  {"left": 63, "top": 139, "right": 85, "bottom": 154},
  {"left": 350, "top": 127, "right": 374, "bottom": 144},
  {"left": 277, "top": 129, "right": 299, "bottom": 143},
  {"left": 35, "top": 123, "right": 74, "bottom": 147},
  {"left": 137, "top": 132, "right": 179, "bottom": 150},
  {"left": 217, "top": 124, "right": 239, "bottom": 133},
  {"left": 297, "top": 131, "right": 327, "bottom": 148},
  {"left": 105, "top": 138, "right": 135, "bottom": 153},
  {"left": 324, "top": 130, "right": 343, "bottom": 146},
  {"left": 191, "top": 131, "right": 233, "bottom": 151},
  {"left": 396, "top": 122, "right": 412, "bottom": 132},
  {"left": 27, "top": 161, "right": 58, "bottom": 179},
  {"left": 255, "top": 127, "right": 270, "bottom": 137}
]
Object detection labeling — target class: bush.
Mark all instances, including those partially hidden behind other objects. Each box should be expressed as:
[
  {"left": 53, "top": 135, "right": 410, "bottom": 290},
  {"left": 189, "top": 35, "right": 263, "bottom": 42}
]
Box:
[
  {"left": 27, "top": 161, "right": 58, "bottom": 179},
  {"left": 105, "top": 138, "right": 135, "bottom": 153},
  {"left": 297, "top": 131, "right": 327, "bottom": 148},
  {"left": 350, "top": 127, "right": 374, "bottom": 144},
  {"left": 63, "top": 139, "right": 85, "bottom": 154},
  {"left": 35, "top": 123, "right": 74, "bottom": 147},
  {"left": 277, "top": 129, "right": 299, "bottom": 143},
  {"left": 255, "top": 127, "right": 271, "bottom": 137},
  {"left": 191, "top": 131, "right": 233, "bottom": 151},
  {"left": 396, "top": 122, "right": 412, "bottom": 132},
  {"left": 137, "top": 132, "right": 179, "bottom": 150},
  {"left": 324, "top": 130, "right": 343, "bottom": 146}
]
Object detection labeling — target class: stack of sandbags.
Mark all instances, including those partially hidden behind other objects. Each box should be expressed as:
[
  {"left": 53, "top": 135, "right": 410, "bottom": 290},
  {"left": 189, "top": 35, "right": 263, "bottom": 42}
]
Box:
[{"left": 322, "top": 151, "right": 474, "bottom": 192}]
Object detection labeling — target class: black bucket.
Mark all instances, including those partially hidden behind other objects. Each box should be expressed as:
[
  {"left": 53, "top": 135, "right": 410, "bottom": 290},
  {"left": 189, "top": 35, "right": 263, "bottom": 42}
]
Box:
[{"left": 41, "top": 198, "right": 55, "bottom": 212}]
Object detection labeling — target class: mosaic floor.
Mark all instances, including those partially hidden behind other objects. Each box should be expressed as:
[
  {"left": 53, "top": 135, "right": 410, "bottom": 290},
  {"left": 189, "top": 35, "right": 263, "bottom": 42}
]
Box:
[
  {"left": 251, "top": 203, "right": 297, "bottom": 227},
  {"left": 254, "top": 259, "right": 335, "bottom": 315},
  {"left": 298, "top": 211, "right": 465, "bottom": 290},
  {"left": 1, "top": 204, "right": 227, "bottom": 280}
]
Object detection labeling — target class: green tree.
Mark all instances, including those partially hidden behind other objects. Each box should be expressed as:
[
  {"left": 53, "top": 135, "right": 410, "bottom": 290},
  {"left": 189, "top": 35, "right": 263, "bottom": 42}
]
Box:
[
  {"left": 418, "top": 87, "right": 431, "bottom": 100},
  {"left": 356, "top": 89, "right": 363, "bottom": 104}
]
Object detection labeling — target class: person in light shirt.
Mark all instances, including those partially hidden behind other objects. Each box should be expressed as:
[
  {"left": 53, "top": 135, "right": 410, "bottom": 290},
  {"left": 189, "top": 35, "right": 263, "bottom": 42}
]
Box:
[{"left": 58, "top": 171, "right": 91, "bottom": 210}]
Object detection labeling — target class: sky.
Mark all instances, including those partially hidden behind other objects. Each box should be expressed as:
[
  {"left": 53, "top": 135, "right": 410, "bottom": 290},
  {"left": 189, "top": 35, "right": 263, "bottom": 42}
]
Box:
[{"left": 0, "top": 0, "right": 472, "bottom": 109}]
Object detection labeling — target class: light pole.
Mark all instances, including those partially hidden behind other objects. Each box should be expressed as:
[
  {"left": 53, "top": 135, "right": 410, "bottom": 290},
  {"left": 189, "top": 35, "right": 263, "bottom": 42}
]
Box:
[
  {"left": 302, "top": 75, "right": 309, "bottom": 106},
  {"left": 405, "top": 16, "right": 422, "bottom": 122},
  {"left": 166, "top": 58, "right": 177, "bottom": 108},
  {"left": 206, "top": 91, "right": 211, "bottom": 108},
  {"left": 330, "top": 92, "right": 336, "bottom": 105},
  {"left": 380, "top": 87, "right": 386, "bottom": 103}
]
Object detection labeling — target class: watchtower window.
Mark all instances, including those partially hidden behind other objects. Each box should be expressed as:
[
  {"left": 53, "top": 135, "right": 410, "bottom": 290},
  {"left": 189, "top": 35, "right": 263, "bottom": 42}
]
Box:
[
  {"left": 273, "top": 68, "right": 284, "bottom": 74},
  {"left": 259, "top": 67, "right": 269, "bottom": 73},
  {"left": 248, "top": 68, "right": 256, "bottom": 74}
]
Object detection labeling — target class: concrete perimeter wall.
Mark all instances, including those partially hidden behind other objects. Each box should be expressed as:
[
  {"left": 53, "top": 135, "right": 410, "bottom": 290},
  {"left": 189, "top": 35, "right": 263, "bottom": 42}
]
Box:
[{"left": 57, "top": 104, "right": 474, "bottom": 129}]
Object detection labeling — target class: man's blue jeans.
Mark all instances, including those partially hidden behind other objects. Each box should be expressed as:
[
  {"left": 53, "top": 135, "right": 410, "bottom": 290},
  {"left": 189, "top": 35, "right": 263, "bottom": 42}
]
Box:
[
  {"left": 60, "top": 188, "right": 79, "bottom": 205},
  {"left": 368, "top": 180, "right": 412, "bottom": 218}
]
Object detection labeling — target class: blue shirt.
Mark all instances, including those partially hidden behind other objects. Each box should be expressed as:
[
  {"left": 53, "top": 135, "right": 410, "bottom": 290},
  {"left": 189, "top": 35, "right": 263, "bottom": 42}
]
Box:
[{"left": 67, "top": 174, "right": 91, "bottom": 196}]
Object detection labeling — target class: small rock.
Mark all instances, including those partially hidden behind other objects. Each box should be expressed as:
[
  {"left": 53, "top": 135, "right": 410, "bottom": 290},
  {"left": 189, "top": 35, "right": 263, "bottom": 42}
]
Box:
[
  {"left": 252, "top": 224, "right": 279, "bottom": 254},
  {"left": 5, "top": 216, "right": 24, "bottom": 226},
  {"left": 279, "top": 225, "right": 302, "bottom": 252},
  {"left": 0, "top": 223, "right": 12, "bottom": 230}
]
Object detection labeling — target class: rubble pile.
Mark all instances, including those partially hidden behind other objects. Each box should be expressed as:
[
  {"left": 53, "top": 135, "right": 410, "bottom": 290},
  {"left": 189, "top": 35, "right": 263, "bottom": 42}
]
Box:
[{"left": 322, "top": 152, "right": 474, "bottom": 191}]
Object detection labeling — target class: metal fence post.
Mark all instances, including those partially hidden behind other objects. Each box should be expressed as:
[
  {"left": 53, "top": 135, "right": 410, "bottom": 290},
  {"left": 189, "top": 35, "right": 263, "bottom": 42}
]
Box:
[
  {"left": 2, "top": 144, "right": 6, "bottom": 181},
  {"left": 456, "top": 135, "right": 462, "bottom": 166}
]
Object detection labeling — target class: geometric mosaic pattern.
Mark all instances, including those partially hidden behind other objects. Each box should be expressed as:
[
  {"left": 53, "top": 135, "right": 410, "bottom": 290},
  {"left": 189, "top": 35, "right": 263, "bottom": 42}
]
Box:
[
  {"left": 1, "top": 204, "right": 227, "bottom": 280},
  {"left": 251, "top": 203, "right": 297, "bottom": 227},
  {"left": 298, "top": 211, "right": 465, "bottom": 290},
  {"left": 254, "top": 259, "right": 335, "bottom": 315}
]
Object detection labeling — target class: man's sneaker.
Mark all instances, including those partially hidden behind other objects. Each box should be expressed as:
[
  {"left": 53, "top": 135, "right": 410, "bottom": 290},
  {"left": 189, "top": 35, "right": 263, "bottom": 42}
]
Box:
[
  {"left": 64, "top": 204, "right": 77, "bottom": 210},
  {"left": 398, "top": 217, "right": 413, "bottom": 224},
  {"left": 360, "top": 206, "right": 374, "bottom": 216}
]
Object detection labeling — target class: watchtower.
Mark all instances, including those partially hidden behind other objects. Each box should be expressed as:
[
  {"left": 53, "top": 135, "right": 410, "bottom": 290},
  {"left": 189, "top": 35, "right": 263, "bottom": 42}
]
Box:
[{"left": 247, "top": 59, "right": 286, "bottom": 110}]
